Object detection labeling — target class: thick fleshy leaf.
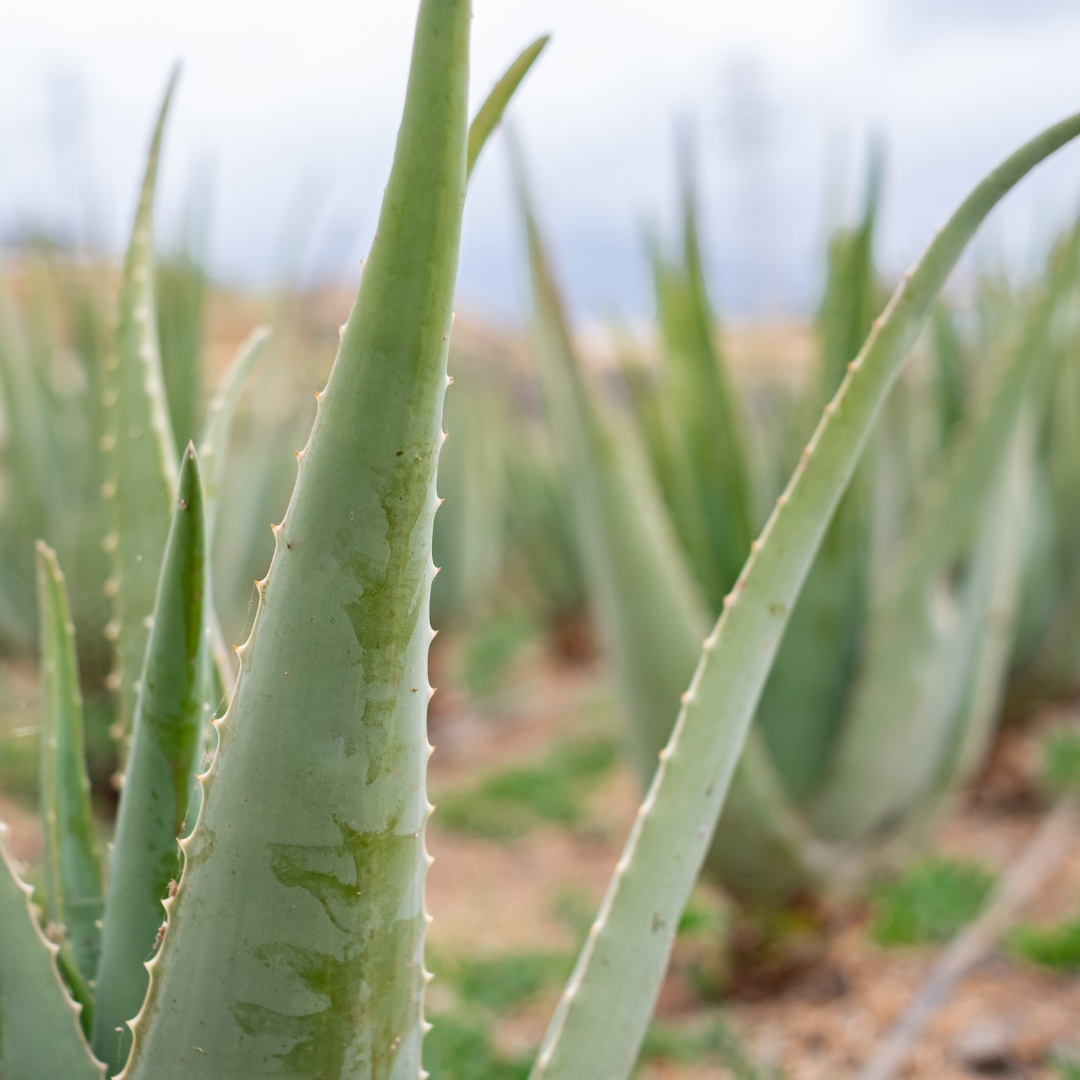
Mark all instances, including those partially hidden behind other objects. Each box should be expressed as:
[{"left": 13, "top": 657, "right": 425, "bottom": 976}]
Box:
[
  {"left": 120, "top": 3, "right": 470, "bottom": 1076},
  {"left": 92, "top": 447, "right": 209, "bottom": 1074},
  {"left": 36, "top": 542, "right": 105, "bottom": 996},
  {"left": 102, "top": 71, "right": 180, "bottom": 754},
  {"left": 0, "top": 823, "right": 105, "bottom": 1079}
]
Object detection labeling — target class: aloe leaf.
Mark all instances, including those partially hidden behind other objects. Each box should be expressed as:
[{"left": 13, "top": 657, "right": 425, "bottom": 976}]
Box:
[
  {"left": 467, "top": 35, "right": 549, "bottom": 180},
  {"left": 511, "top": 141, "right": 828, "bottom": 901},
  {"left": 0, "top": 824, "right": 105, "bottom": 1078},
  {"left": 930, "top": 302, "right": 968, "bottom": 445},
  {"left": 102, "top": 71, "right": 180, "bottom": 754},
  {"left": 36, "top": 542, "right": 105, "bottom": 994},
  {"left": 649, "top": 152, "right": 753, "bottom": 609},
  {"left": 120, "top": 3, "right": 469, "bottom": 1076},
  {"left": 749, "top": 155, "right": 884, "bottom": 800},
  {"left": 811, "top": 208, "right": 1080, "bottom": 841},
  {"left": 529, "top": 112, "right": 1080, "bottom": 1080},
  {"left": 92, "top": 446, "right": 209, "bottom": 1075},
  {"left": 197, "top": 325, "right": 271, "bottom": 541},
  {"left": 930, "top": 417, "right": 1032, "bottom": 804},
  {"left": 157, "top": 250, "right": 207, "bottom": 454}
]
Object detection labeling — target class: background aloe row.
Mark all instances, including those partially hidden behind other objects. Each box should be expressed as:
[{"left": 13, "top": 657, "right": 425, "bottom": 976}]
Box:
[
  {"left": 510, "top": 141, "right": 838, "bottom": 900},
  {"left": 811, "top": 210, "right": 1080, "bottom": 841},
  {"left": 522, "top": 112, "right": 1080, "bottom": 1080}
]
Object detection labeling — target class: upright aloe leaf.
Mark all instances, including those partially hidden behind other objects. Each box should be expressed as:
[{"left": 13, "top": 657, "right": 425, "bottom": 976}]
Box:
[
  {"left": 102, "top": 73, "right": 180, "bottom": 753},
  {"left": 467, "top": 36, "right": 549, "bottom": 180},
  {"left": 930, "top": 302, "right": 968, "bottom": 446},
  {"left": 529, "top": 112, "right": 1080, "bottom": 1080},
  {"left": 121, "top": 3, "right": 471, "bottom": 1076},
  {"left": 197, "top": 326, "right": 271, "bottom": 542},
  {"left": 36, "top": 542, "right": 105, "bottom": 1003},
  {"left": 649, "top": 152, "right": 753, "bottom": 610},
  {"left": 93, "top": 447, "right": 209, "bottom": 1075},
  {"left": 0, "top": 824, "right": 105, "bottom": 1079},
  {"left": 157, "top": 250, "right": 207, "bottom": 454}
]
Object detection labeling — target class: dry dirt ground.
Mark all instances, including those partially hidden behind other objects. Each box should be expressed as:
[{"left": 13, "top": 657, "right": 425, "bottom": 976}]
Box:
[{"left": 3, "top": 638, "right": 1080, "bottom": 1080}]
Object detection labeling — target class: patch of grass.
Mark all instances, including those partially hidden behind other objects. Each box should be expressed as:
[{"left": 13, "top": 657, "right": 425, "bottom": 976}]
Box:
[
  {"left": 1041, "top": 725, "right": 1080, "bottom": 796},
  {"left": 449, "top": 951, "right": 572, "bottom": 1012},
  {"left": 438, "top": 738, "right": 617, "bottom": 840},
  {"left": 678, "top": 887, "right": 729, "bottom": 938},
  {"left": 0, "top": 724, "right": 39, "bottom": 801},
  {"left": 1010, "top": 910, "right": 1080, "bottom": 972},
  {"left": 869, "top": 856, "right": 994, "bottom": 947},
  {"left": 550, "top": 885, "right": 595, "bottom": 939},
  {"left": 424, "top": 1011, "right": 531, "bottom": 1080},
  {"left": 1051, "top": 1055, "right": 1080, "bottom": 1080},
  {"left": 639, "top": 1015, "right": 785, "bottom": 1080},
  {"left": 461, "top": 612, "right": 536, "bottom": 698}
]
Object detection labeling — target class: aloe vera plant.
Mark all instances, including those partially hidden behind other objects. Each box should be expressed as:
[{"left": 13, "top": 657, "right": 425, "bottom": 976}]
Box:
[
  {"left": 516, "top": 123, "right": 1080, "bottom": 904},
  {"left": 1, "top": 3, "right": 1080, "bottom": 1078}
]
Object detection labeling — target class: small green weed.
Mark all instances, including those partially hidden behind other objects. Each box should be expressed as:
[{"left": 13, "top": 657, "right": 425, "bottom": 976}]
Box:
[
  {"left": 424, "top": 1011, "right": 531, "bottom": 1080},
  {"left": 1050, "top": 1055, "right": 1080, "bottom": 1080},
  {"left": 0, "top": 724, "right": 39, "bottom": 801},
  {"left": 461, "top": 612, "right": 536, "bottom": 697},
  {"left": 639, "top": 1015, "right": 784, "bottom": 1080},
  {"left": 550, "top": 885, "right": 596, "bottom": 939},
  {"left": 1041, "top": 725, "right": 1080, "bottom": 796},
  {"left": 449, "top": 951, "right": 572, "bottom": 1012},
  {"left": 438, "top": 738, "right": 617, "bottom": 839},
  {"left": 869, "top": 856, "right": 994, "bottom": 946},
  {"left": 1011, "top": 909, "right": 1080, "bottom": 972}
]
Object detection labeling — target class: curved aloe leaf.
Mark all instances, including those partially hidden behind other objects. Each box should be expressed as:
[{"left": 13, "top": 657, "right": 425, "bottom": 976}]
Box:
[
  {"left": 102, "top": 71, "right": 180, "bottom": 754},
  {"left": 92, "top": 447, "right": 209, "bottom": 1075},
  {"left": 198, "top": 325, "right": 271, "bottom": 541},
  {"left": 811, "top": 209, "right": 1080, "bottom": 841},
  {"left": 198, "top": 326, "right": 271, "bottom": 699},
  {"left": 0, "top": 823, "right": 105, "bottom": 1079},
  {"left": 120, "top": 3, "right": 470, "bottom": 1076},
  {"left": 529, "top": 111, "right": 1080, "bottom": 1080},
  {"left": 467, "top": 35, "right": 549, "bottom": 180},
  {"left": 36, "top": 542, "right": 105, "bottom": 1002},
  {"left": 511, "top": 141, "right": 831, "bottom": 901},
  {"left": 751, "top": 154, "right": 883, "bottom": 801}
]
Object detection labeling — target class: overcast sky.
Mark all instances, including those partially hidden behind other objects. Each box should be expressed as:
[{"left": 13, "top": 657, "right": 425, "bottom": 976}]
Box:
[{"left": 3, "top": 0, "right": 1080, "bottom": 320}]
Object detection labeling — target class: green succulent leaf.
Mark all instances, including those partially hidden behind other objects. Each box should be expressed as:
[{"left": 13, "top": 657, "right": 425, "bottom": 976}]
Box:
[
  {"left": 529, "top": 111, "right": 1080, "bottom": 1080},
  {"left": 467, "top": 35, "right": 549, "bottom": 180},
  {"left": 92, "top": 446, "right": 210, "bottom": 1075},
  {"left": 102, "top": 70, "right": 181, "bottom": 754},
  {"left": 197, "top": 325, "right": 271, "bottom": 542},
  {"left": 36, "top": 542, "right": 105, "bottom": 995},
  {"left": 120, "top": 2, "right": 470, "bottom": 1076},
  {"left": 0, "top": 823, "right": 105, "bottom": 1079}
]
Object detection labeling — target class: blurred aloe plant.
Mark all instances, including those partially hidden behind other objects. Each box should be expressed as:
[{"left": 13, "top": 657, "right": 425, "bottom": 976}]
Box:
[
  {"left": 513, "top": 129, "right": 1080, "bottom": 903},
  {"left": 1, "top": 3, "right": 1080, "bottom": 1079}
]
